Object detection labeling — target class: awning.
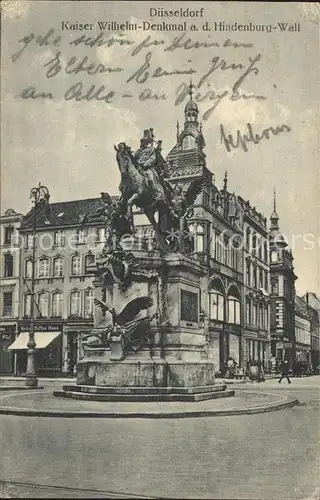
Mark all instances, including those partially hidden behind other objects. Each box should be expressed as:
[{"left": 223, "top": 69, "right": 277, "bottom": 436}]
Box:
[{"left": 7, "top": 331, "right": 61, "bottom": 350}]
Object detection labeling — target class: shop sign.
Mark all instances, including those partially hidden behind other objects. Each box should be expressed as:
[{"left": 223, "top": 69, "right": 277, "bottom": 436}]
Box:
[{"left": 19, "top": 323, "right": 62, "bottom": 332}]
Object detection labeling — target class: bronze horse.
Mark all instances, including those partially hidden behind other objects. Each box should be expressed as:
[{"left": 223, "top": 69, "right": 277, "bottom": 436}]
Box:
[{"left": 114, "top": 142, "right": 174, "bottom": 251}]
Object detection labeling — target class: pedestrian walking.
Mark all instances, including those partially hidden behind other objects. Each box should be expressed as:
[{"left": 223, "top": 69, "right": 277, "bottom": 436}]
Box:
[{"left": 278, "top": 359, "right": 291, "bottom": 384}]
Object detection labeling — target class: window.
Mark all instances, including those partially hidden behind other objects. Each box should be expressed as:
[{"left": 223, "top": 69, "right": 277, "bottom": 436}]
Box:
[
  {"left": 26, "top": 234, "right": 33, "bottom": 249},
  {"left": 271, "top": 278, "right": 279, "bottom": 295},
  {"left": 53, "top": 257, "right": 64, "bottom": 277},
  {"left": 210, "top": 229, "right": 216, "bottom": 259},
  {"left": 270, "top": 250, "right": 278, "bottom": 263},
  {"left": 54, "top": 230, "right": 65, "bottom": 247},
  {"left": 227, "top": 288, "right": 241, "bottom": 324},
  {"left": 4, "top": 254, "right": 13, "bottom": 277},
  {"left": 189, "top": 223, "right": 205, "bottom": 253},
  {"left": 252, "top": 234, "right": 257, "bottom": 255},
  {"left": 71, "top": 255, "right": 82, "bottom": 275},
  {"left": 25, "top": 260, "right": 33, "bottom": 278},
  {"left": 24, "top": 294, "right": 32, "bottom": 317},
  {"left": 52, "top": 292, "right": 63, "bottom": 317},
  {"left": 259, "top": 269, "right": 264, "bottom": 289},
  {"left": 85, "top": 254, "right": 95, "bottom": 273},
  {"left": 264, "top": 242, "right": 268, "bottom": 262},
  {"left": 38, "top": 292, "right": 49, "bottom": 317},
  {"left": 246, "top": 297, "right": 251, "bottom": 324},
  {"left": 246, "top": 262, "right": 251, "bottom": 286},
  {"left": 84, "top": 289, "right": 94, "bottom": 318},
  {"left": 70, "top": 290, "right": 81, "bottom": 316},
  {"left": 259, "top": 304, "right": 264, "bottom": 327},
  {"left": 76, "top": 229, "right": 86, "bottom": 244},
  {"left": 253, "top": 267, "right": 257, "bottom": 289},
  {"left": 258, "top": 239, "right": 262, "bottom": 259},
  {"left": 38, "top": 257, "right": 49, "bottom": 278},
  {"left": 253, "top": 303, "right": 258, "bottom": 325},
  {"left": 182, "top": 134, "right": 196, "bottom": 150},
  {"left": 246, "top": 228, "right": 251, "bottom": 249},
  {"left": 4, "top": 227, "right": 14, "bottom": 245},
  {"left": 264, "top": 270, "right": 268, "bottom": 292},
  {"left": 96, "top": 228, "right": 106, "bottom": 242},
  {"left": 2, "top": 292, "right": 13, "bottom": 316},
  {"left": 209, "top": 280, "right": 225, "bottom": 321},
  {"left": 223, "top": 237, "right": 229, "bottom": 265}
]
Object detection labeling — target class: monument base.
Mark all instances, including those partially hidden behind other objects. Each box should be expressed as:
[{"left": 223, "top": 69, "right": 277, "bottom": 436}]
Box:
[{"left": 76, "top": 357, "right": 215, "bottom": 388}]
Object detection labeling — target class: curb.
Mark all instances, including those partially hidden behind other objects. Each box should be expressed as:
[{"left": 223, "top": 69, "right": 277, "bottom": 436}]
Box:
[
  {"left": 0, "top": 386, "right": 44, "bottom": 391},
  {"left": 0, "top": 395, "right": 299, "bottom": 418}
]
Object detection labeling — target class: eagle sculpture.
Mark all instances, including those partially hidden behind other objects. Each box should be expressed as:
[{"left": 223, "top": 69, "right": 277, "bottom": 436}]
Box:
[{"left": 87, "top": 296, "right": 155, "bottom": 355}]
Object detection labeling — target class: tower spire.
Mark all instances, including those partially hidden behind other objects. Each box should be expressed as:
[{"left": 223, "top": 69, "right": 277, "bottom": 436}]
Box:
[
  {"left": 176, "top": 120, "right": 180, "bottom": 141},
  {"left": 270, "top": 187, "right": 279, "bottom": 231}
]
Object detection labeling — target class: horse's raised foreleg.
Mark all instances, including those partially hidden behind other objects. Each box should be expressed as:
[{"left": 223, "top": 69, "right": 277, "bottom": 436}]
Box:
[{"left": 126, "top": 193, "right": 139, "bottom": 224}]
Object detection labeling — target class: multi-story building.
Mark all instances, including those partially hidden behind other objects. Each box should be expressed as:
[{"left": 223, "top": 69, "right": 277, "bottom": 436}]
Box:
[
  {"left": 164, "top": 85, "right": 253, "bottom": 372},
  {"left": 294, "top": 296, "right": 312, "bottom": 368},
  {"left": 238, "top": 198, "right": 270, "bottom": 368},
  {"left": 269, "top": 193, "right": 297, "bottom": 365},
  {"left": 0, "top": 208, "right": 23, "bottom": 374},
  {"left": 16, "top": 197, "right": 105, "bottom": 376},
  {"left": 302, "top": 292, "right": 320, "bottom": 371}
]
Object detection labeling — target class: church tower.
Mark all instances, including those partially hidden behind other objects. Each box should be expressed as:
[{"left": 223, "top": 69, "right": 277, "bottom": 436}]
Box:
[{"left": 269, "top": 189, "right": 297, "bottom": 365}]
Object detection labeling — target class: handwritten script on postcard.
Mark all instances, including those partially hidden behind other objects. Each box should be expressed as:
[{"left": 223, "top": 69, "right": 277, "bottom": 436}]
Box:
[{"left": 11, "top": 28, "right": 267, "bottom": 121}]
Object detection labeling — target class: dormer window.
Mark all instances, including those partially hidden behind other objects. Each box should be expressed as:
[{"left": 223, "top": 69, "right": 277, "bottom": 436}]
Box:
[
  {"left": 182, "top": 135, "right": 196, "bottom": 150},
  {"left": 270, "top": 250, "right": 278, "bottom": 263}
]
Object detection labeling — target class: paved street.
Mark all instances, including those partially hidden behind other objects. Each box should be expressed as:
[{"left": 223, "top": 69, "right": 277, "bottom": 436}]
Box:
[{"left": 0, "top": 377, "right": 319, "bottom": 499}]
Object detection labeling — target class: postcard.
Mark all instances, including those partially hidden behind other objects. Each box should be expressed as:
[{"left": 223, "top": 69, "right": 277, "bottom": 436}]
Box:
[{"left": 1, "top": 1, "right": 319, "bottom": 499}]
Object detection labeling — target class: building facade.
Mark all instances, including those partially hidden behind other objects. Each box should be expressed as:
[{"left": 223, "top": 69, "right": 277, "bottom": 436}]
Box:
[
  {"left": 294, "top": 296, "right": 312, "bottom": 369},
  {"left": 163, "top": 84, "right": 270, "bottom": 372},
  {"left": 17, "top": 197, "right": 105, "bottom": 376},
  {"left": 269, "top": 193, "right": 297, "bottom": 365},
  {"left": 238, "top": 198, "right": 270, "bottom": 369},
  {"left": 0, "top": 209, "right": 23, "bottom": 374},
  {"left": 302, "top": 292, "right": 320, "bottom": 371}
]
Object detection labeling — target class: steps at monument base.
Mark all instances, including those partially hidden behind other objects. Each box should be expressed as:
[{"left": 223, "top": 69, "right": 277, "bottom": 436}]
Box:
[
  {"left": 53, "top": 387, "right": 235, "bottom": 402},
  {"left": 61, "top": 384, "right": 227, "bottom": 395}
]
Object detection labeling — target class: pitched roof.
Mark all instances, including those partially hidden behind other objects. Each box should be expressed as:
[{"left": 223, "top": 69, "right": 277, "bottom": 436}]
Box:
[{"left": 21, "top": 197, "right": 108, "bottom": 230}]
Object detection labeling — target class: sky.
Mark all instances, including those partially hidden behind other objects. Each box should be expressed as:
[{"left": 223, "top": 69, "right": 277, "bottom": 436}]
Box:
[{"left": 1, "top": 1, "right": 319, "bottom": 294}]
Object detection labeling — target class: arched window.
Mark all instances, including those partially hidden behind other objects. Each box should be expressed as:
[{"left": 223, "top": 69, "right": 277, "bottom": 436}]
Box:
[
  {"left": 38, "top": 292, "right": 49, "bottom": 317},
  {"left": 38, "top": 257, "right": 49, "bottom": 278},
  {"left": 52, "top": 292, "right": 63, "bottom": 317},
  {"left": 85, "top": 254, "right": 95, "bottom": 273},
  {"left": 25, "top": 259, "right": 33, "bottom": 278},
  {"left": 24, "top": 294, "right": 32, "bottom": 317},
  {"left": 71, "top": 255, "right": 82, "bottom": 275},
  {"left": 182, "top": 135, "right": 196, "bottom": 150},
  {"left": 70, "top": 290, "right": 81, "bottom": 316},
  {"left": 227, "top": 286, "right": 241, "bottom": 325},
  {"left": 209, "top": 279, "right": 225, "bottom": 321},
  {"left": 53, "top": 257, "right": 64, "bottom": 277},
  {"left": 84, "top": 289, "right": 94, "bottom": 318}
]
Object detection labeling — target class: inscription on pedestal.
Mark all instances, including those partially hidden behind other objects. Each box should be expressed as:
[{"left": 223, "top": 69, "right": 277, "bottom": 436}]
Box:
[{"left": 180, "top": 289, "right": 199, "bottom": 323}]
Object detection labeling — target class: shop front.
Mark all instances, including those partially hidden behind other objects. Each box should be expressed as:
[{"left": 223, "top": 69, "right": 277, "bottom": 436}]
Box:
[
  {"left": 9, "top": 322, "right": 63, "bottom": 377},
  {"left": 0, "top": 324, "right": 17, "bottom": 374}
]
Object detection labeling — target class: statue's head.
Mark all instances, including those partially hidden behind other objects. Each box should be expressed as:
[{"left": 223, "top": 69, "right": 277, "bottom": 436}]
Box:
[{"left": 140, "top": 129, "right": 154, "bottom": 148}]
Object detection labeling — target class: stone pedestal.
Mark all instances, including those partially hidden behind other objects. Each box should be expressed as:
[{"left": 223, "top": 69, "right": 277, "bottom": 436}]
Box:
[{"left": 76, "top": 251, "right": 216, "bottom": 391}]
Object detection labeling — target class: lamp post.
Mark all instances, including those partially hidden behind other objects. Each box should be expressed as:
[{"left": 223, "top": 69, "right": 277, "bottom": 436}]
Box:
[{"left": 26, "top": 183, "right": 50, "bottom": 388}]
